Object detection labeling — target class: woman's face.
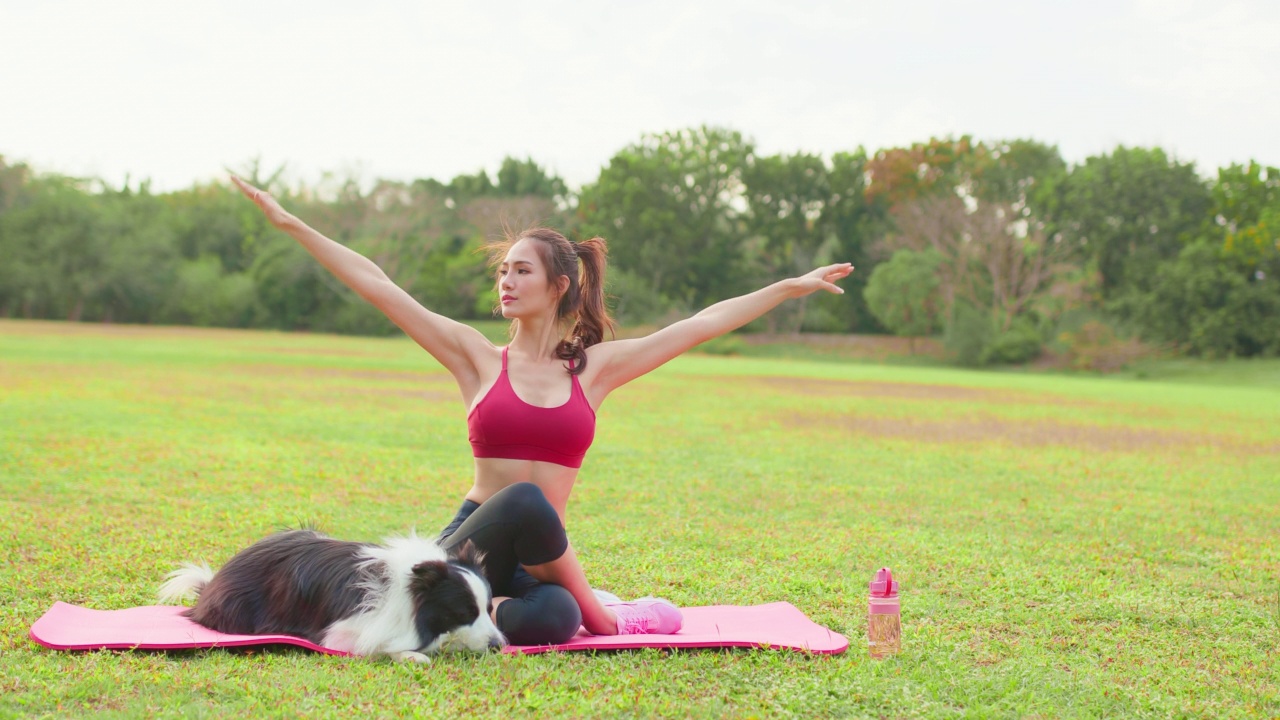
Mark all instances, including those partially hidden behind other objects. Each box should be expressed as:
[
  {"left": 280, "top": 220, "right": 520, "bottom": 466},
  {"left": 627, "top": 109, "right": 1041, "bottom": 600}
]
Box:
[{"left": 498, "top": 238, "right": 567, "bottom": 320}]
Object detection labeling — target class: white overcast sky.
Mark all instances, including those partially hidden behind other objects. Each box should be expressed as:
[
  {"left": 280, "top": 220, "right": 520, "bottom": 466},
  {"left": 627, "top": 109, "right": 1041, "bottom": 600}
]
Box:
[{"left": 2, "top": 0, "right": 1277, "bottom": 192}]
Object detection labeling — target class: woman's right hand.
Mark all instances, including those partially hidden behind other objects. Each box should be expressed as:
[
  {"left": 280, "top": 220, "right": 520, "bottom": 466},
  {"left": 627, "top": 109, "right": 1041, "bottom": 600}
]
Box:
[
  {"left": 230, "top": 176, "right": 294, "bottom": 229},
  {"left": 790, "top": 262, "right": 854, "bottom": 297}
]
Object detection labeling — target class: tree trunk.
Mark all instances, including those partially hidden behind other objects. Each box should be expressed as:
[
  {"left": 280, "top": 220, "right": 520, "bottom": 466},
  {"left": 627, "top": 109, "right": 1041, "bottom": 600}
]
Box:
[{"left": 792, "top": 295, "right": 810, "bottom": 335}]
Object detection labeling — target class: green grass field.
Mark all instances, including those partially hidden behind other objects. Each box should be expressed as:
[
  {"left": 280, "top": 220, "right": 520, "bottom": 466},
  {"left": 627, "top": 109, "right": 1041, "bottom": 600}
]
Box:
[{"left": 2, "top": 319, "right": 1278, "bottom": 718}]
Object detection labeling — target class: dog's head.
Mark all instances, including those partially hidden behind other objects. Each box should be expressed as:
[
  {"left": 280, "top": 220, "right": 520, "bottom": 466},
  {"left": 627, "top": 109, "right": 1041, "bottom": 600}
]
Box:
[{"left": 408, "top": 540, "right": 505, "bottom": 652}]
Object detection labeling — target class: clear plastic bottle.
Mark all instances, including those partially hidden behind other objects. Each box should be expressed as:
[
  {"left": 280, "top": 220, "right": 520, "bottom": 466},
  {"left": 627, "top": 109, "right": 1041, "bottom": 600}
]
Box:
[{"left": 867, "top": 567, "right": 900, "bottom": 658}]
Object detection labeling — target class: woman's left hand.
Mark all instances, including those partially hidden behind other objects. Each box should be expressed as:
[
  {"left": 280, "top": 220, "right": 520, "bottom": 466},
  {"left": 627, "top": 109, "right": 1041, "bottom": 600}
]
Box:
[
  {"left": 230, "top": 176, "right": 294, "bottom": 229},
  {"left": 791, "top": 263, "right": 854, "bottom": 297}
]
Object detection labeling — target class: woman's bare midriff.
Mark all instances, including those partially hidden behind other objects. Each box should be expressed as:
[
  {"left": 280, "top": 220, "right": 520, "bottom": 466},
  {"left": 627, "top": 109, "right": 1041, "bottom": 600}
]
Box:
[{"left": 465, "top": 457, "right": 577, "bottom": 525}]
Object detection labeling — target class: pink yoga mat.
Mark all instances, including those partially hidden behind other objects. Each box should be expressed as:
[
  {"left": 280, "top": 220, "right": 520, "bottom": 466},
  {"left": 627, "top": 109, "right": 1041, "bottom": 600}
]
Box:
[
  {"left": 505, "top": 602, "right": 847, "bottom": 655},
  {"left": 31, "top": 601, "right": 848, "bottom": 656},
  {"left": 30, "top": 603, "right": 346, "bottom": 655}
]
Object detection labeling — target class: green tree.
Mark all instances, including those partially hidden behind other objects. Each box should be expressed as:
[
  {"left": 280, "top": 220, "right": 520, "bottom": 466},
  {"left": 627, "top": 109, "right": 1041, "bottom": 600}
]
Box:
[
  {"left": 966, "top": 139, "right": 1067, "bottom": 209},
  {"left": 0, "top": 158, "right": 38, "bottom": 316},
  {"left": 90, "top": 181, "right": 179, "bottom": 323},
  {"left": 495, "top": 157, "right": 567, "bottom": 200},
  {"left": 164, "top": 181, "right": 265, "bottom": 275},
  {"left": 0, "top": 156, "right": 32, "bottom": 214},
  {"left": 0, "top": 174, "right": 103, "bottom": 320},
  {"left": 1214, "top": 161, "right": 1280, "bottom": 278},
  {"left": 248, "top": 235, "right": 324, "bottom": 330},
  {"left": 1108, "top": 161, "right": 1280, "bottom": 358},
  {"left": 1056, "top": 146, "right": 1211, "bottom": 298},
  {"left": 1117, "top": 240, "right": 1280, "bottom": 357},
  {"left": 822, "top": 149, "right": 887, "bottom": 332},
  {"left": 1213, "top": 161, "right": 1280, "bottom": 231},
  {"left": 578, "top": 126, "right": 754, "bottom": 309},
  {"left": 863, "top": 248, "right": 944, "bottom": 352},
  {"left": 447, "top": 170, "right": 495, "bottom": 203},
  {"left": 743, "top": 151, "right": 835, "bottom": 331}
]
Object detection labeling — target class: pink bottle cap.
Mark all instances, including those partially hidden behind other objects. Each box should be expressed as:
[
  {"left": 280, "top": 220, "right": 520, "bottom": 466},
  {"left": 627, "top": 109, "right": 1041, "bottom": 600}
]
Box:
[{"left": 869, "top": 567, "right": 898, "bottom": 596}]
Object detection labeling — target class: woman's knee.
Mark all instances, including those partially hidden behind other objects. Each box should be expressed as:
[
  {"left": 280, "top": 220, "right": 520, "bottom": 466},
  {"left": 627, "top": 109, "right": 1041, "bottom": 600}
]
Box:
[
  {"left": 496, "top": 583, "right": 582, "bottom": 645},
  {"left": 490, "top": 482, "right": 554, "bottom": 516},
  {"left": 489, "top": 483, "right": 567, "bottom": 564}
]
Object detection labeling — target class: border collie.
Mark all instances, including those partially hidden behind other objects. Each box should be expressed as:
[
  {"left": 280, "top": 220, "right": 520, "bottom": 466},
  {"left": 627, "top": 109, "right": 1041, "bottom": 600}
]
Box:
[{"left": 158, "top": 529, "right": 504, "bottom": 661}]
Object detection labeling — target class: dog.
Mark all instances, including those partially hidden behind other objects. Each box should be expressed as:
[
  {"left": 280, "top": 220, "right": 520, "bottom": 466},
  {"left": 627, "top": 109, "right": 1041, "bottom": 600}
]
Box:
[{"left": 158, "top": 529, "right": 505, "bottom": 661}]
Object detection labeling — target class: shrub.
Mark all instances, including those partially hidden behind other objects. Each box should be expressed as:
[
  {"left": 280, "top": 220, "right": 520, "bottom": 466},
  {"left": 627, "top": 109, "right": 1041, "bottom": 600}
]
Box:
[
  {"left": 1057, "top": 320, "right": 1152, "bottom": 372},
  {"left": 173, "top": 257, "right": 259, "bottom": 328},
  {"left": 695, "top": 334, "right": 746, "bottom": 356},
  {"left": 943, "top": 302, "right": 995, "bottom": 367},
  {"left": 982, "top": 318, "right": 1044, "bottom": 365}
]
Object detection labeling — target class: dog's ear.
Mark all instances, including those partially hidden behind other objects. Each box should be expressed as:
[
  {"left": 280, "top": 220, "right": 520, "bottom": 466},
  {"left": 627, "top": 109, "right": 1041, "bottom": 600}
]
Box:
[
  {"left": 410, "top": 560, "right": 449, "bottom": 586},
  {"left": 449, "top": 540, "right": 486, "bottom": 570}
]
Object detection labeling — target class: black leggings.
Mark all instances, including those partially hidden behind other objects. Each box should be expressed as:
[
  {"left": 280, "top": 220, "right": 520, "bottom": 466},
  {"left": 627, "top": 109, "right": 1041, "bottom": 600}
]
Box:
[{"left": 437, "top": 482, "right": 583, "bottom": 645}]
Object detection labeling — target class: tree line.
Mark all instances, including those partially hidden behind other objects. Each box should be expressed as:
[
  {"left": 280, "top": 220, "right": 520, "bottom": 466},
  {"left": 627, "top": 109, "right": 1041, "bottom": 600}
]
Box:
[{"left": 1, "top": 128, "right": 1277, "bottom": 364}]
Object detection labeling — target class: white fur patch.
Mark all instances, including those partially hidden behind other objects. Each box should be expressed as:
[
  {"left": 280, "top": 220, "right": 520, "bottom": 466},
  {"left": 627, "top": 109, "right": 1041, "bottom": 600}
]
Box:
[
  {"left": 157, "top": 562, "right": 214, "bottom": 604},
  {"left": 328, "top": 534, "right": 505, "bottom": 656},
  {"left": 321, "top": 533, "right": 448, "bottom": 656}
]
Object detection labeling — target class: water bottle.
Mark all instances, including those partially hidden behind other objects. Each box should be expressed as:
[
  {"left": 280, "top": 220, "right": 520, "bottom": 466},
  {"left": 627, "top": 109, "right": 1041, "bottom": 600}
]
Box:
[{"left": 868, "top": 567, "right": 900, "bottom": 658}]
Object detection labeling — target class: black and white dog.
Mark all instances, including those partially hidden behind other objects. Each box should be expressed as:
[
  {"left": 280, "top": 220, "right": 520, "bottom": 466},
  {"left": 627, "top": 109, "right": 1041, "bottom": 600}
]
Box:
[{"left": 158, "top": 529, "right": 504, "bottom": 661}]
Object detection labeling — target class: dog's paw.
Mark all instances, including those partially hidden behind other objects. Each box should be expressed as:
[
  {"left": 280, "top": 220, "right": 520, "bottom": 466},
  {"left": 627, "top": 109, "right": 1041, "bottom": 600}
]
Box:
[{"left": 393, "top": 650, "right": 432, "bottom": 663}]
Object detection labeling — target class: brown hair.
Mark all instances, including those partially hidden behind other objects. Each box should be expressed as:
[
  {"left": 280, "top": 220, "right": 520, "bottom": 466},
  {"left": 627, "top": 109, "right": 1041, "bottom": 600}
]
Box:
[{"left": 483, "top": 227, "right": 615, "bottom": 375}]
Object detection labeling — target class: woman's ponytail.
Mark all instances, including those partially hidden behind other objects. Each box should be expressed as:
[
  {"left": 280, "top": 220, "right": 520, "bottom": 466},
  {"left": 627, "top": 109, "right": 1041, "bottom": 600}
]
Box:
[{"left": 555, "top": 236, "right": 615, "bottom": 375}]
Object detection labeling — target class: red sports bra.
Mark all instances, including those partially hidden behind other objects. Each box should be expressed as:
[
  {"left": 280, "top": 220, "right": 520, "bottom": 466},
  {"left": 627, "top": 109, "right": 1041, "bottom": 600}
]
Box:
[{"left": 467, "top": 347, "right": 596, "bottom": 468}]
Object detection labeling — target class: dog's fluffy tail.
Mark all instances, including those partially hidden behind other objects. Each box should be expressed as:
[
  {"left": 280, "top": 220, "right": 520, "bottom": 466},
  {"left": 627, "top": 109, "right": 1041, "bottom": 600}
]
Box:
[{"left": 157, "top": 562, "right": 215, "bottom": 604}]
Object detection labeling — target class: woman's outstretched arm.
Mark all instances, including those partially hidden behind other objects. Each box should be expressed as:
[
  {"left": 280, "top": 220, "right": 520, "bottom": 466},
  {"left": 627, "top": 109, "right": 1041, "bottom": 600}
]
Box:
[
  {"left": 589, "top": 263, "right": 854, "bottom": 394},
  {"left": 230, "top": 176, "right": 490, "bottom": 385}
]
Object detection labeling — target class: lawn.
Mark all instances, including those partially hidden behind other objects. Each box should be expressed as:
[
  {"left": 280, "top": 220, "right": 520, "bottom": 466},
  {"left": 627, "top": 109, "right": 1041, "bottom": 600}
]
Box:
[{"left": 1, "top": 319, "right": 1277, "bottom": 718}]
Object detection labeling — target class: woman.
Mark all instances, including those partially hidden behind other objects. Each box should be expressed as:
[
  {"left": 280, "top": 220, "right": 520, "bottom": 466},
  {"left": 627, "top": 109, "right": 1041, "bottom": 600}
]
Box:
[{"left": 231, "top": 176, "right": 853, "bottom": 645}]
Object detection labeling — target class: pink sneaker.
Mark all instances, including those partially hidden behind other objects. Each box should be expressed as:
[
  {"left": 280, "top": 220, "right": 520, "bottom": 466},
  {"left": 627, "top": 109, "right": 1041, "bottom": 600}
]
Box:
[{"left": 607, "top": 599, "right": 684, "bottom": 635}]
